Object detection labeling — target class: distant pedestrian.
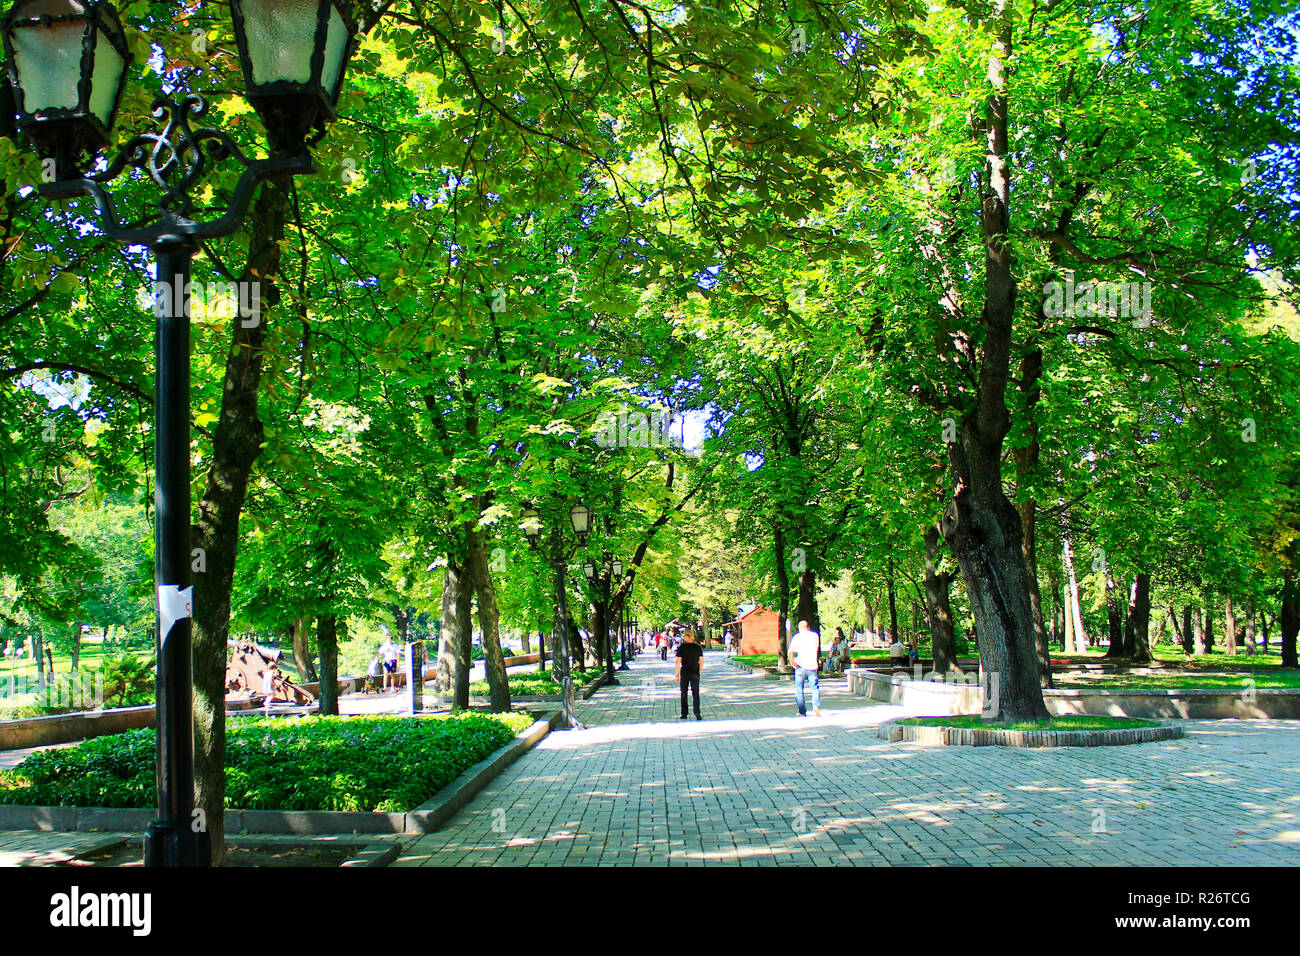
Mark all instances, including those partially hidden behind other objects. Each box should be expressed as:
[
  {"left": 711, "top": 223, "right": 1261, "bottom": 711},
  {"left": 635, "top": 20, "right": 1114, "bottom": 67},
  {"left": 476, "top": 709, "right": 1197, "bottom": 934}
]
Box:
[
  {"left": 723, "top": 629, "right": 735, "bottom": 656},
  {"left": 788, "top": 620, "right": 822, "bottom": 717},
  {"left": 659, "top": 633, "right": 668, "bottom": 661},
  {"left": 675, "top": 630, "right": 704, "bottom": 720},
  {"left": 379, "top": 635, "right": 400, "bottom": 691}
]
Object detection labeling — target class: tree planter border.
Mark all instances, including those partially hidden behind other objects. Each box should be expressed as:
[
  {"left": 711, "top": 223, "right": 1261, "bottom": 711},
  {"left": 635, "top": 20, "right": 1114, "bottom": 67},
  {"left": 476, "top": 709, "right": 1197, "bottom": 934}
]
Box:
[
  {"left": 445, "top": 670, "right": 611, "bottom": 706},
  {"left": 846, "top": 669, "right": 1300, "bottom": 719},
  {"left": 0, "top": 710, "right": 562, "bottom": 836},
  {"left": 727, "top": 658, "right": 850, "bottom": 680},
  {"left": 878, "top": 720, "right": 1184, "bottom": 748}
]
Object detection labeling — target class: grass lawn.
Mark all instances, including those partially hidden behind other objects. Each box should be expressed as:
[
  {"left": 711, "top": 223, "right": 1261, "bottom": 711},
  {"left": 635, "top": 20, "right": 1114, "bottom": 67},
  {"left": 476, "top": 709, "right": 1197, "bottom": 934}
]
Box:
[
  {"left": 731, "top": 654, "right": 781, "bottom": 667},
  {"left": 1057, "top": 672, "right": 1300, "bottom": 690},
  {"left": 899, "top": 715, "right": 1158, "bottom": 731},
  {"left": 0, "top": 712, "right": 534, "bottom": 812},
  {"left": 1, "top": 642, "right": 145, "bottom": 688},
  {"left": 1052, "top": 644, "right": 1290, "bottom": 671}
]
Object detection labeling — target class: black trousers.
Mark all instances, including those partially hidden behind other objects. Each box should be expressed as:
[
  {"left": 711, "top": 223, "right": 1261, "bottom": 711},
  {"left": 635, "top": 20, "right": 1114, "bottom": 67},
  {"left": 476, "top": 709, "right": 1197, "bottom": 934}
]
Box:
[{"left": 680, "top": 671, "right": 700, "bottom": 717}]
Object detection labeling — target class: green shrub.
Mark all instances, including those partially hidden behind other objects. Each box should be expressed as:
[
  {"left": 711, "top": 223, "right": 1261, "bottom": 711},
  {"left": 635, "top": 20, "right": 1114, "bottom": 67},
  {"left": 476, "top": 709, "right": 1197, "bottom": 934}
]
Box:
[
  {"left": 0, "top": 712, "right": 533, "bottom": 812},
  {"left": 96, "top": 652, "right": 155, "bottom": 708},
  {"left": 0, "top": 701, "right": 48, "bottom": 721},
  {"left": 468, "top": 666, "right": 603, "bottom": 697}
]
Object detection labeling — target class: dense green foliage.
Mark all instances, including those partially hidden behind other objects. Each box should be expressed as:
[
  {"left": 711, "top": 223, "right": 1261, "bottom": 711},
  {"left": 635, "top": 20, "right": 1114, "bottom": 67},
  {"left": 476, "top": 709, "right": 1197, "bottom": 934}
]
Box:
[
  {"left": 0, "top": 0, "right": 1297, "bottom": 849},
  {"left": 0, "top": 713, "right": 532, "bottom": 811}
]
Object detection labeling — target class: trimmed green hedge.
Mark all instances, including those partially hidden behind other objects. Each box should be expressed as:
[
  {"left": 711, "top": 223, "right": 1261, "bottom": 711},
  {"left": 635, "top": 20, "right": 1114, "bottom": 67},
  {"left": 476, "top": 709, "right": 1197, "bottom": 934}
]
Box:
[
  {"left": 0, "top": 712, "right": 534, "bottom": 813},
  {"left": 468, "top": 666, "right": 604, "bottom": 698}
]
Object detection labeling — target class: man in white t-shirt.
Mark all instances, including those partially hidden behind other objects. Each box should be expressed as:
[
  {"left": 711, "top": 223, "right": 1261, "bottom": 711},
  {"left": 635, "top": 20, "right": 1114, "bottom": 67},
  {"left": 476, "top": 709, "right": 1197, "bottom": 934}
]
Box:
[
  {"left": 379, "top": 636, "right": 400, "bottom": 691},
  {"left": 787, "top": 620, "right": 822, "bottom": 717}
]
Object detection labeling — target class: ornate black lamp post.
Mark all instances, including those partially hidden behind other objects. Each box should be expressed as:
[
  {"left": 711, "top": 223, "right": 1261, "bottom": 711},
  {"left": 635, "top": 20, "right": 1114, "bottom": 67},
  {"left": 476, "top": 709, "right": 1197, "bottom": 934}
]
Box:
[
  {"left": 1, "top": 0, "right": 355, "bottom": 868},
  {"left": 612, "top": 558, "right": 632, "bottom": 670}
]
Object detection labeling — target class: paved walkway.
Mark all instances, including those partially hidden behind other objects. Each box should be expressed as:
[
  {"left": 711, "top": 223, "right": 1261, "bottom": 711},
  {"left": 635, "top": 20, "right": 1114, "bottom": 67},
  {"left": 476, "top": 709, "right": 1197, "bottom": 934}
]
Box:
[{"left": 393, "top": 650, "right": 1300, "bottom": 866}]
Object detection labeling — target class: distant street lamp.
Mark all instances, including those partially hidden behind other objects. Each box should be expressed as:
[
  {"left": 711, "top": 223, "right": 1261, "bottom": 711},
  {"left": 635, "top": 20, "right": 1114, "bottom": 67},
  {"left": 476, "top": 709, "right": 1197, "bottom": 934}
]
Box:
[
  {"left": 1, "top": 0, "right": 356, "bottom": 868},
  {"left": 569, "top": 502, "right": 591, "bottom": 545},
  {"left": 612, "top": 558, "right": 630, "bottom": 670},
  {"left": 521, "top": 504, "right": 541, "bottom": 549}
]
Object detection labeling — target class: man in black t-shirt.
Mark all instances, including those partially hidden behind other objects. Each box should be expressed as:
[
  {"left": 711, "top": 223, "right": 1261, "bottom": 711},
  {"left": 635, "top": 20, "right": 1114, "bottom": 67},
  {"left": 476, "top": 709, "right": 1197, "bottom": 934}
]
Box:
[{"left": 675, "top": 630, "right": 704, "bottom": 720}]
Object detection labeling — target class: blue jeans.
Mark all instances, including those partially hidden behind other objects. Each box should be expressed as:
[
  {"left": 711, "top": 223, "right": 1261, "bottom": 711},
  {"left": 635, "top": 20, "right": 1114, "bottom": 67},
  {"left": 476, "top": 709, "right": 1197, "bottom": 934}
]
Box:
[{"left": 794, "top": 667, "right": 820, "bottom": 714}]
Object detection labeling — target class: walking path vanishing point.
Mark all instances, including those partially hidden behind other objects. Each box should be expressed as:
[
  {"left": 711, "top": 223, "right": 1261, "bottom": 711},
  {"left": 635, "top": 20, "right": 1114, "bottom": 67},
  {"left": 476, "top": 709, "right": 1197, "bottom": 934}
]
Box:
[
  {"left": 394, "top": 649, "right": 1300, "bottom": 866},
  {"left": 4, "top": 650, "right": 1298, "bottom": 866}
]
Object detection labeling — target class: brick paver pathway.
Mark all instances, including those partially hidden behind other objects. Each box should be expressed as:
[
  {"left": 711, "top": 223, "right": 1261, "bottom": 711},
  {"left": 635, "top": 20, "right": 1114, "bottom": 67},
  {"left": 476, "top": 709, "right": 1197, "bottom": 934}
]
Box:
[{"left": 393, "top": 649, "right": 1300, "bottom": 866}]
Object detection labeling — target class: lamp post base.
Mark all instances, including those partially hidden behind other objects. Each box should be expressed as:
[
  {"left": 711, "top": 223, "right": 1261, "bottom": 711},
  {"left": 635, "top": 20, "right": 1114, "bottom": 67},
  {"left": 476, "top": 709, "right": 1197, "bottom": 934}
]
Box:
[{"left": 143, "top": 819, "right": 209, "bottom": 868}]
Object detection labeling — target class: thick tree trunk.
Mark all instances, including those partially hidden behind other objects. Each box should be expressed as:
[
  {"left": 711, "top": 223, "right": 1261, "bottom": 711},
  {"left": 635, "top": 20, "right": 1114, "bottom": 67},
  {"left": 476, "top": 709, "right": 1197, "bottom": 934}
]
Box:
[
  {"left": 290, "top": 617, "right": 317, "bottom": 682},
  {"left": 453, "top": 564, "right": 473, "bottom": 704},
  {"left": 1244, "top": 601, "right": 1256, "bottom": 655},
  {"left": 32, "top": 631, "right": 44, "bottom": 687},
  {"left": 1203, "top": 591, "right": 1215, "bottom": 653},
  {"left": 466, "top": 528, "right": 510, "bottom": 712},
  {"left": 774, "top": 526, "right": 791, "bottom": 668},
  {"left": 886, "top": 558, "right": 899, "bottom": 647},
  {"left": 1046, "top": 559, "right": 1063, "bottom": 649},
  {"left": 1063, "top": 583, "right": 1075, "bottom": 653},
  {"left": 796, "top": 570, "right": 820, "bottom": 634},
  {"left": 937, "top": 0, "right": 1046, "bottom": 722},
  {"left": 1282, "top": 554, "right": 1299, "bottom": 667},
  {"left": 191, "top": 174, "right": 293, "bottom": 866},
  {"left": 1182, "top": 606, "right": 1194, "bottom": 654},
  {"left": 1127, "top": 572, "right": 1152, "bottom": 663},
  {"left": 923, "top": 525, "right": 958, "bottom": 674},
  {"left": 1104, "top": 575, "right": 1124, "bottom": 658},
  {"left": 1192, "top": 606, "right": 1206, "bottom": 656},
  {"left": 1170, "top": 605, "right": 1185, "bottom": 649},
  {"left": 436, "top": 559, "right": 472, "bottom": 705},
  {"left": 1224, "top": 597, "right": 1237, "bottom": 656},
  {"left": 863, "top": 598, "right": 876, "bottom": 635},
  {"left": 316, "top": 614, "right": 338, "bottom": 716},
  {"left": 1013, "top": 348, "right": 1051, "bottom": 685},
  {"left": 1061, "top": 529, "right": 1088, "bottom": 651},
  {"left": 943, "top": 497, "right": 1049, "bottom": 721},
  {"left": 391, "top": 605, "right": 410, "bottom": 645},
  {"left": 590, "top": 592, "right": 607, "bottom": 672}
]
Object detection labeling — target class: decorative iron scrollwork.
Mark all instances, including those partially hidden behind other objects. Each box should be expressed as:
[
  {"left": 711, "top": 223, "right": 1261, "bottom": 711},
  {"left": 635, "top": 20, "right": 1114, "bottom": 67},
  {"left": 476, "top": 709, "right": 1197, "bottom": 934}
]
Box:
[{"left": 37, "top": 95, "right": 314, "bottom": 246}]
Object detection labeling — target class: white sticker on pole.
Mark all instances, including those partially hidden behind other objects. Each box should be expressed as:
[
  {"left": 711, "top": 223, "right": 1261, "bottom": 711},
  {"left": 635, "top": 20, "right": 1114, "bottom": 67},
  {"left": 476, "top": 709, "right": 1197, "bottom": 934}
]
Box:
[{"left": 158, "top": 585, "right": 193, "bottom": 645}]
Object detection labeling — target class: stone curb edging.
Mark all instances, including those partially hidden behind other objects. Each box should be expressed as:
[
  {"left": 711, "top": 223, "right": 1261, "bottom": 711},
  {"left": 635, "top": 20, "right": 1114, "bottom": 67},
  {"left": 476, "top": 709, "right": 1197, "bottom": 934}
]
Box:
[
  {"left": 0, "top": 706, "right": 156, "bottom": 752},
  {"left": 429, "top": 672, "right": 609, "bottom": 707},
  {"left": 877, "top": 720, "right": 1185, "bottom": 748},
  {"left": 726, "top": 659, "right": 786, "bottom": 678},
  {"left": 0, "top": 711, "right": 561, "bottom": 836},
  {"left": 341, "top": 841, "right": 401, "bottom": 867},
  {"left": 727, "top": 658, "right": 852, "bottom": 680},
  {"left": 402, "top": 711, "right": 561, "bottom": 835}
]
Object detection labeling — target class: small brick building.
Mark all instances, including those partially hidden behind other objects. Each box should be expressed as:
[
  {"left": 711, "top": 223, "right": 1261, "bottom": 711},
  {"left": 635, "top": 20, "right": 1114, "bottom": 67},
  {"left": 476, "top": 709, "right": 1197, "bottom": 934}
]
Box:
[{"left": 723, "top": 606, "right": 782, "bottom": 655}]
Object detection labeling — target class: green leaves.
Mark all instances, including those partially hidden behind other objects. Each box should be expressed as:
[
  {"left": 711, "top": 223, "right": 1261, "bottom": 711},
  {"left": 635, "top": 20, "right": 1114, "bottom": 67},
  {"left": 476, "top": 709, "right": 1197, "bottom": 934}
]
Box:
[{"left": 0, "top": 713, "right": 534, "bottom": 812}]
